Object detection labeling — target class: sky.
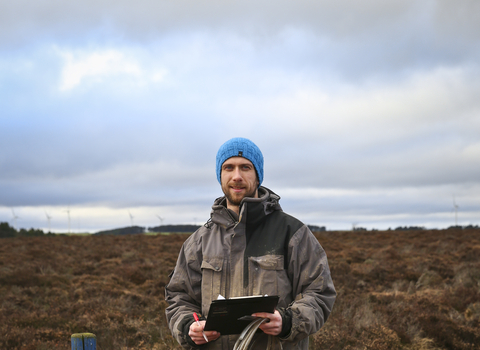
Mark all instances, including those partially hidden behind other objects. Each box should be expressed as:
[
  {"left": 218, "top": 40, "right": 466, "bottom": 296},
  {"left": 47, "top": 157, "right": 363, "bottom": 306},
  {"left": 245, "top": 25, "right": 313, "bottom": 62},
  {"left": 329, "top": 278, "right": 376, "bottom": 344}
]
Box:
[{"left": 1, "top": 0, "right": 480, "bottom": 232}]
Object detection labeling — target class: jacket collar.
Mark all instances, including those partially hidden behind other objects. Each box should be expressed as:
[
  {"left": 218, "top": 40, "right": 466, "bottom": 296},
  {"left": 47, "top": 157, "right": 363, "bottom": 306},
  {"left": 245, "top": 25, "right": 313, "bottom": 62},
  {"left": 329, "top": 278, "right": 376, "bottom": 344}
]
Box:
[{"left": 210, "top": 186, "right": 282, "bottom": 228}]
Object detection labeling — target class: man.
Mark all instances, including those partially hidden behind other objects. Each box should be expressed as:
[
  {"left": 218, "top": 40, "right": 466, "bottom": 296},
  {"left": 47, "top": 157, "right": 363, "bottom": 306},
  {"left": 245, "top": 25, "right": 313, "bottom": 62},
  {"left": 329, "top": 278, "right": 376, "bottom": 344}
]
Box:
[{"left": 165, "top": 137, "right": 336, "bottom": 349}]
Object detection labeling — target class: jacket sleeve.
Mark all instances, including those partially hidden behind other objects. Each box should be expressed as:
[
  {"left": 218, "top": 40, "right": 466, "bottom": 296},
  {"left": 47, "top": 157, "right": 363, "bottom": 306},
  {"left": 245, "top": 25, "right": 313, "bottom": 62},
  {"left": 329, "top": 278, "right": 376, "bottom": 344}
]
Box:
[
  {"left": 281, "top": 225, "right": 336, "bottom": 343},
  {"left": 165, "top": 234, "right": 204, "bottom": 349}
]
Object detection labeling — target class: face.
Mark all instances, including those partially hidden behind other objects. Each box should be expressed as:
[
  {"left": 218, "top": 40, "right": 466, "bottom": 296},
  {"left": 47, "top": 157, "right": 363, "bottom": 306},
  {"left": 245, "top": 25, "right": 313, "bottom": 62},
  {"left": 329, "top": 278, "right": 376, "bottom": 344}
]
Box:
[{"left": 220, "top": 157, "right": 259, "bottom": 210}]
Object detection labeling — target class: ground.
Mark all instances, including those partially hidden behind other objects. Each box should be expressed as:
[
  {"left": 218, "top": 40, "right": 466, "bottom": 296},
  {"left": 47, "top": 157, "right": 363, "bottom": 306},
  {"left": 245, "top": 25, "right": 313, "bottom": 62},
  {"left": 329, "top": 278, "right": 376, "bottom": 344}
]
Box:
[{"left": 0, "top": 228, "right": 479, "bottom": 349}]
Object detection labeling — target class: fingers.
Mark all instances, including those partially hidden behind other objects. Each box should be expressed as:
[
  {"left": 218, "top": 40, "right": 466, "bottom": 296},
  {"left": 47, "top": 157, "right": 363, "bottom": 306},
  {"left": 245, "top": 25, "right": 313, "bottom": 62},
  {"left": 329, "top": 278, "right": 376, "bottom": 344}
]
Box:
[
  {"left": 259, "top": 321, "right": 282, "bottom": 335},
  {"left": 204, "top": 330, "right": 220, "bottom": 342},
  {"left": 253, "top": 311, "right": 283, "bottom": 336},
  {"left": 189, "top": 320, "right": 220, "bottom": 345},
  {"left": 189, "top": 321, "right": 206, "bottom": 344}
]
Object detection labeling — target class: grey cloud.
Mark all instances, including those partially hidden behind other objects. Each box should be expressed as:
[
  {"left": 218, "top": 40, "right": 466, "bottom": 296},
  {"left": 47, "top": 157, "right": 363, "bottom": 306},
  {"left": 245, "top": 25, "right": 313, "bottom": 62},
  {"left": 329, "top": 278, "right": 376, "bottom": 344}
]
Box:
[
  {"left": 0, "top": 160, "right": 217, "bottom": 207},
  {"left": 2, "top": 1, "right": 478, "bottom": 37},
  {"left": 2, "top": 1, "right": 480, "bottom": 58},
  {"left": 278, "top": 183, "right": 479, "bottom": 229},
  {"left": 1, "top": 0, "right": 479, "bottom": 231}
]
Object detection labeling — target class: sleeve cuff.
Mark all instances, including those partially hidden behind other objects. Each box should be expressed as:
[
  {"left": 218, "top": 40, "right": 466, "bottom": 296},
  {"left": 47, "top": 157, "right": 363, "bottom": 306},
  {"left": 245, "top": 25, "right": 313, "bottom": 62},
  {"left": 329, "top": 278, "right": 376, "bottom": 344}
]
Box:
[
  {"left": 277, "top": 307, "right": 293, "bottom": 338},
  {"left": 181, "top": 314, "right": 208, "bottom": 349}
]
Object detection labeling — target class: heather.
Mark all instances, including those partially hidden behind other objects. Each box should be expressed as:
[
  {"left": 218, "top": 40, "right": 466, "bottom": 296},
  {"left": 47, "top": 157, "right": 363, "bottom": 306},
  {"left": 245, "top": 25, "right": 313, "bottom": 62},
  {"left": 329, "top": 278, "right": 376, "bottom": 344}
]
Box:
[{"left": 0, "top": 229, "right": 479, "bottom": 349}]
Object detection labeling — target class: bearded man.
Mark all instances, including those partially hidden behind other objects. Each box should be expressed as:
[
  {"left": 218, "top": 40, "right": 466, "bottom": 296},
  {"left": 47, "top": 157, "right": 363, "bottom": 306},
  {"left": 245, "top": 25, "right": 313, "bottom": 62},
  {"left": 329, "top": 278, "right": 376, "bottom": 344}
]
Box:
[{"left": 165, "top": 137, "right": 336, "bottom": 349}]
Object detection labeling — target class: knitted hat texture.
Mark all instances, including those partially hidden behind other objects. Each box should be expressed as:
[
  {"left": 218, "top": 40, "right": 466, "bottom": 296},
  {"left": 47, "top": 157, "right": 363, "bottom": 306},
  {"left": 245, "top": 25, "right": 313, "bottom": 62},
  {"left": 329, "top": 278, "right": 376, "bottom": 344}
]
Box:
[{"left": 216, "top": 137, "right": 264, "bottom": 186}]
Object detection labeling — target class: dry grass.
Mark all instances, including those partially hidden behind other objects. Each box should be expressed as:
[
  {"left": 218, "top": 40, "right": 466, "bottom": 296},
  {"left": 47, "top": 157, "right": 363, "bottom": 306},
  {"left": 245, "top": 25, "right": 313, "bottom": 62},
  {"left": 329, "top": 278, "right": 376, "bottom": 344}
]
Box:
[
  {"left": 310, "top": 228, "right": 480, "bottom": 350},
  {"left": 0, "top": 228, "right": 479, "bottom": 349},
  {"left": 0, "top": 234, "right": 185, "bottom": 350}
]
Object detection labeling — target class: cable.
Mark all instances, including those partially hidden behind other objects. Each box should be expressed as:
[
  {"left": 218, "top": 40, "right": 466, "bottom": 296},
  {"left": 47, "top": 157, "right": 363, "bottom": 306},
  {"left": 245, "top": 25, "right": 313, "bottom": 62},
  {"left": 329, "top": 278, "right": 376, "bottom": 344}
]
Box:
[
  {"left": 233, "top": 318, "right": 267, "bottom": 350},
  {"left": 233, "top": 318, "right": 282, "bottom": 350}
]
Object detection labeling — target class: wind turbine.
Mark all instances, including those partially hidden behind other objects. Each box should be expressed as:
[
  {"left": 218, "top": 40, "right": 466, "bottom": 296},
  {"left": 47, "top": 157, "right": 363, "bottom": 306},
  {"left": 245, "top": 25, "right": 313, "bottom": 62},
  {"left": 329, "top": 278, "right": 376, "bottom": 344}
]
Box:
[
  {"left": 11, "top": 208, "right": 19, "bottom": 230},
  {"left": 45, "top": 211, "right": 52, "bottom": 232},
  {"left": 129, "top": 211, "right": 134, "bottom": 227},
  {"left": 452, "top": 196, "right": 459, "bottom": 226},
  {"left": 156, "top": 214, "right": 164, "bottom": 226}
]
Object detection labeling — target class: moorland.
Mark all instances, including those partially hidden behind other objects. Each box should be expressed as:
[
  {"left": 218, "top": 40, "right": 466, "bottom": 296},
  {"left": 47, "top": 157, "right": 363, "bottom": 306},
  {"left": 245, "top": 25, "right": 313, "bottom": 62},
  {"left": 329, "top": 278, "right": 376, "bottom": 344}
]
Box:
[{"left": 0, "top": 228, "right": 479, "bottom": 349}]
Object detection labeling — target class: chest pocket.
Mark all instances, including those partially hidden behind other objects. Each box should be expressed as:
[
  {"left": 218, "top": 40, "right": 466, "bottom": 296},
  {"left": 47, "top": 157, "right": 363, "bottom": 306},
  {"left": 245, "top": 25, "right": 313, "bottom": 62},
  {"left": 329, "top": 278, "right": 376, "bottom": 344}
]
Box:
[
  {"left": 248, "top": 255, "right": 288, "bottom": 297},
  {"left": 201, "top": 257, "right": 224, "bottom": 315}
]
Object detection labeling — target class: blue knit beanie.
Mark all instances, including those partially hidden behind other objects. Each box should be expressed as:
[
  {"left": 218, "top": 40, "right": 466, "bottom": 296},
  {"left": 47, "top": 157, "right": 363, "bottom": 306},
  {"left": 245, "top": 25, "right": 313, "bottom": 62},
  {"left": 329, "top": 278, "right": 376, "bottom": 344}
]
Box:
[{"left": 216, "top": 137, "right": 264, "bottom": 186}]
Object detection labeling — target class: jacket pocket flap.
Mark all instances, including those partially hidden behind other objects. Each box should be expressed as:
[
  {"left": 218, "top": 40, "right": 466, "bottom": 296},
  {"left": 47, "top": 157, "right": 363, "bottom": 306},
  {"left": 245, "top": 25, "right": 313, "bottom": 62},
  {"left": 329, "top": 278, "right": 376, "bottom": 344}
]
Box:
[
  {"left": 250, "top": 255, "right": 284, "bottom": 270},
  {"left": 201, "top": 257, "right": 223, "bottom": 272}
]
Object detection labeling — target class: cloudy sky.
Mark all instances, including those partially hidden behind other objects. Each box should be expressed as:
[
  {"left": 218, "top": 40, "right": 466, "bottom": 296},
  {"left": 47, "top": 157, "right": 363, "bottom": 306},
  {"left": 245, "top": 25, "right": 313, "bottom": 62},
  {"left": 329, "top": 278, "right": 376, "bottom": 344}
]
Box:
[{"left": 1, "top": 0, "right": 479, "bottom": 232}]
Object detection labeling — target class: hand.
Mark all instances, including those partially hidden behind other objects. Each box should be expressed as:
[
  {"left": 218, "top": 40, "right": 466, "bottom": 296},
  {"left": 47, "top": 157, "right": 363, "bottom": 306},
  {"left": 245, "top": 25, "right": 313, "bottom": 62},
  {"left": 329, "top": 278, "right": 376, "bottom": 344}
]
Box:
[
  {"left": 253, "top": 310, "right": 283, "bottom": 336},
  {"left": 189, "top": 320, "right": 221, "bottom": 345}
]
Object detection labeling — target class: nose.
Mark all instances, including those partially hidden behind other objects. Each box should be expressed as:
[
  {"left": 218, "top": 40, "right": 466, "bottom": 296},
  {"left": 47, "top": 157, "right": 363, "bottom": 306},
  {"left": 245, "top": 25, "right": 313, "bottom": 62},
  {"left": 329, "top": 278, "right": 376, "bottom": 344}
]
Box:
[{"left": 232, "top": 167, "right": 243, "bottom": 181}]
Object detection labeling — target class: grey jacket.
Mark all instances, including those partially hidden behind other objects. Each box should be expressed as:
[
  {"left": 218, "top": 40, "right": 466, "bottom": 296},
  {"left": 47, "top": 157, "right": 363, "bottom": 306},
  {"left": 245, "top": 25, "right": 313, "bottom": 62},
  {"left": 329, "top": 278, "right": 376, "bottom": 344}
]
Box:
[{"left": 165, "top": 187, "right": 336, "bottom": 349}]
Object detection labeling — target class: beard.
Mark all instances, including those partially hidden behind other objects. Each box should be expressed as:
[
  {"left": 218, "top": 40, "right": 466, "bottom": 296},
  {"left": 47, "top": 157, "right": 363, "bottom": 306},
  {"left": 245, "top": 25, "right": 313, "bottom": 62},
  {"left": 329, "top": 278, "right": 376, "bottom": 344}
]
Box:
[{"left": 222, "top": 184, "right": 258, "bottom": 207}]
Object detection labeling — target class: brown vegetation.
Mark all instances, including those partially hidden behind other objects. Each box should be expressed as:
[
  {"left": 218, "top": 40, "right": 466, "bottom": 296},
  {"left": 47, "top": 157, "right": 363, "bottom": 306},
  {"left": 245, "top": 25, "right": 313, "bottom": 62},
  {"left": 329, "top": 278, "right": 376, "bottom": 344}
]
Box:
[
  {"left": 0, "top": 228, "right": 479, "bottom": 349},
  {"left": 311, "top": 228, "right": 480, "bottom": 350}
]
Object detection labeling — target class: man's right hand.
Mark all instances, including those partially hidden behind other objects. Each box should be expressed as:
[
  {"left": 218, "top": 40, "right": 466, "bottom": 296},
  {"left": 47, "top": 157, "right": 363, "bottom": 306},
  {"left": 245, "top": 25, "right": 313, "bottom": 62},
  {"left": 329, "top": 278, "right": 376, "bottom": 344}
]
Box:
[{"left": 189, "top": 320, "right": 221, "bottom": 345}]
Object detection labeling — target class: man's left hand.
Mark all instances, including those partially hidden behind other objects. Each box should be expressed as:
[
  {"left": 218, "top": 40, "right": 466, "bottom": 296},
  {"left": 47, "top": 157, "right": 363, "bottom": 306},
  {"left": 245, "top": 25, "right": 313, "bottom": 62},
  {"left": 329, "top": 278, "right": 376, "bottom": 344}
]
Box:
[{"left": 252, "top": 310, "right": 283, "bottom": 336}]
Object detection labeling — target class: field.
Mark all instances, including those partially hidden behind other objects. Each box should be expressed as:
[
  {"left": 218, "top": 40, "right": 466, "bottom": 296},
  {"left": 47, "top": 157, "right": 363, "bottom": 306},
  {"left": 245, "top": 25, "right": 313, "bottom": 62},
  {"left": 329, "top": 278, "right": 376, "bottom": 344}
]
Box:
[{"left": 0, "top": 228, "right": 479, "bottom": 350}]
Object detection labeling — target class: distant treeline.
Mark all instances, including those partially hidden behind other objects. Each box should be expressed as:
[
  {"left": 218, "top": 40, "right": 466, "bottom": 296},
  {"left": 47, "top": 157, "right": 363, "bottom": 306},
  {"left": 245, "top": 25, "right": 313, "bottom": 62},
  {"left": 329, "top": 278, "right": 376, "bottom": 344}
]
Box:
[
  {"left": 95, "top": 224, "right": 203, "bottom": 236},
  {"left": 308, "top": 225, "right": 326, "bottom": 232},
  {"left": 2, "top": 221, "right": 478, "bottom": 238},
  {"left": 354, "top": 225, "right": 480, "bottom": 232},
  {"left": 95, "top": 226, "right": 146, "bottom": 236},
  {"left": 94, "top": 224, "right": 326, "bottom": 235},
  {"left": 353, "top": 226, "right": 428, "bottom": 232},
  {"left": 0, "top": 222, "right": 54, "bottom": 238},
  {"left": 147, "top": 225, "right": 202, "bottom": 233}
]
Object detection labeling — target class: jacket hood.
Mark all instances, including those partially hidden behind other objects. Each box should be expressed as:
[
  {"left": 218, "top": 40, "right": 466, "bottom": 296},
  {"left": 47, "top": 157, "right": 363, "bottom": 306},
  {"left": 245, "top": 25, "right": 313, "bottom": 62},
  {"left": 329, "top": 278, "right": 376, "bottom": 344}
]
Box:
[{"left": 210, "top": 186, "right": 282, "bottom": 228}]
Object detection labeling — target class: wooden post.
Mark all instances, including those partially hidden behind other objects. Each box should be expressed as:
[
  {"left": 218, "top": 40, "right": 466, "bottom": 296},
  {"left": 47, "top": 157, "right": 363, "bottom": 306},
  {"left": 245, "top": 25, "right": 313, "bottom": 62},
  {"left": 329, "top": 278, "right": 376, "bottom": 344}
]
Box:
[{"left": 71, "top": 333, "right": 96, "bottom": 350}]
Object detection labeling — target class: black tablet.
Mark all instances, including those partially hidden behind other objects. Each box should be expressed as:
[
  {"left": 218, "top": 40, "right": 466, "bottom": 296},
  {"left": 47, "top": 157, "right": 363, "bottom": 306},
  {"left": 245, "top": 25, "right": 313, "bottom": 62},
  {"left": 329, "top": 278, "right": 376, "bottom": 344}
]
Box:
[{"left": 204, "top": 295, "right": 279, "bottom": 335}]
